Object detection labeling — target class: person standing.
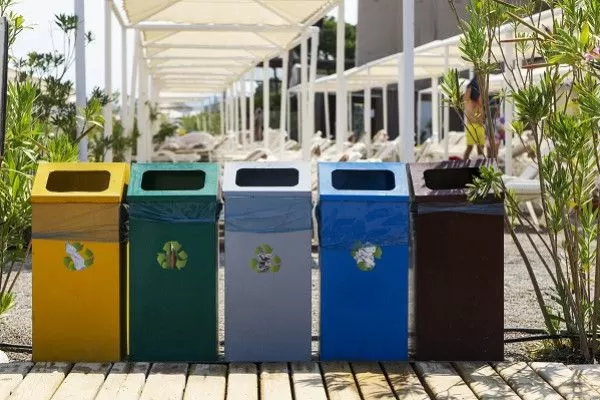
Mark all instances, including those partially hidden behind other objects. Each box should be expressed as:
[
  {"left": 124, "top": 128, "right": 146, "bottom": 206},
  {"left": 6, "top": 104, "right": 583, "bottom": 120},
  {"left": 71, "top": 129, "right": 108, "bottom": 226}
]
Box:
[{"left": 463, "top": 76, "right": 486, "bottom": 159}]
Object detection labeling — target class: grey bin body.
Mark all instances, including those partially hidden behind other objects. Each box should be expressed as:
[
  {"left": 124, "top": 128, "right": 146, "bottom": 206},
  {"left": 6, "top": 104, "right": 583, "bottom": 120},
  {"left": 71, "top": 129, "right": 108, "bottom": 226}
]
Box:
[{"left": 223, "top": 162, "right": 313, "bottom": 362}]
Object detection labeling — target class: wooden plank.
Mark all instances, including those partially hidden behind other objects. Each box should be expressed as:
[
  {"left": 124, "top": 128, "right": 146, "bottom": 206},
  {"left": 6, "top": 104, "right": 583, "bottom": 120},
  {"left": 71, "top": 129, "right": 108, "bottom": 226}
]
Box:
[
  {"left": 139, "top": 363, "right": 188, "bottom": 400},
  {"left": 352, "top": 363, "right": 396, "bottom": 400},
  {"left": 454, "top": 363, "right": 519, "bottom": 400},
  {"left": 51, "top": 362, "right": 111, "bottom": 400},
  {"left": 290, "top": 363, "right": 327, "bottom": 400},
  {"left": 183, "top": 364, "right": 227, "bottom": 400},
  {"left": 226, "top": 363, "right": 258, "bottom": 400},
  {"left": 95, "top": 362, "right": 150, "bottom": 400},
  {"left": 260, "top": 363, "right": 292, "bottom": 400},
  {"left": 0, "top": 363, "right": 33, "bottom": 400},
  {"left": 8, "top": 362, "right": 71, "bottom": 400},
  {"left": 414, "top": 362, "right": 477, "bottom": 400},
  {"left": 570, "top": 365, "right": 600, "bottom": 394},
  {"left": 383, "top": 363, "right": 430, "bottom": 400},
  {"left": 493, "top": 362, "right": 562, "bottom": 400},
  {"left": 320, "top": 362, "right": 361, "bottom": 400},
  {"left": 531, "top": 362, "right": 600, "bottom": 400}
]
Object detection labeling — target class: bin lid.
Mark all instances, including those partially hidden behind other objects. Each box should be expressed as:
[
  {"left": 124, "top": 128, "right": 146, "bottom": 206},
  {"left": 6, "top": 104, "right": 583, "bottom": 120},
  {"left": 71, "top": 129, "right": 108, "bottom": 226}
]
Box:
[
  {"left": 31, "top": 162, "right": 130, "bottom": 204},
  {"left": 318, "top": 162, "right": 409, "bottom": 202},
  {"left": 222, "top": 162, "right": 311, "bottom": 197},
  {"left": 408, "top": 159, "right": 498, "bottom": 203},
  {"left": 127, "top": 163, "right": 219, "bottom": 202}
]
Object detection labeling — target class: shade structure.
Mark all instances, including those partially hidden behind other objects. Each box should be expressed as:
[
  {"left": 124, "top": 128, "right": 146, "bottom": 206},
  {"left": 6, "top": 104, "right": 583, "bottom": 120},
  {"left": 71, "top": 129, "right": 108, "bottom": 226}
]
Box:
[
  {"left": 290, "top": 7, "right": 562, "bottom": 94},
  {"left": 122, "top": 0, "right": 341, "bottom": 96}
]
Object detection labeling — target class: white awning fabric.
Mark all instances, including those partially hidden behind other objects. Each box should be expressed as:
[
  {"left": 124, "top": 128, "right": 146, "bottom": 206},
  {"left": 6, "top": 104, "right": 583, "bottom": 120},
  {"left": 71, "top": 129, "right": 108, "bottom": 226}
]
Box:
[
  {"left": 122, "top": 0, "right": 340, "bottom": 96},
  {"left": 290, "top": 7, "right": 561, "bottom": 94}
]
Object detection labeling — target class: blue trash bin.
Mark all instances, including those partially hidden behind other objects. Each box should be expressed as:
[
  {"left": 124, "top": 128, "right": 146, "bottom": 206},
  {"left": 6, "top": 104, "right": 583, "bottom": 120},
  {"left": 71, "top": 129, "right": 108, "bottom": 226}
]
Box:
[{"left": 318, "top": 162, "right": 410, "bottom": 361}]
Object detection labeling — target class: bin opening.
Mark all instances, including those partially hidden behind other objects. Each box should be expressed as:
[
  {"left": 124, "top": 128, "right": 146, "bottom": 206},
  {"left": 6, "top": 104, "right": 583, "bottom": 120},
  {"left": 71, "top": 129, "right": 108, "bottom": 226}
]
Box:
[
  {"left": 141, "top": 170, "right": 206, "bottom": 191},
  {"left": 331, "top": 169, "right": 395, "bottom": 191},
  {"left": 235, "top": 168, "right": 299, "bottom": 187},
  {"left": 46, "top": 170, "right": 111, "bottom": 192},
  {"left": 423, "top": 167, "right": 481, "bottom": 190}
]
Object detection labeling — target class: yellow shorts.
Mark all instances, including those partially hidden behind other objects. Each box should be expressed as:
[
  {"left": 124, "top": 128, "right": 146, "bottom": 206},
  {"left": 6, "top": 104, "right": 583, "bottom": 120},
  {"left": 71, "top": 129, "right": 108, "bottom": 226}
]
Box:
[{"left": 465, "top": 123, "right": 485, "bottom": 146}]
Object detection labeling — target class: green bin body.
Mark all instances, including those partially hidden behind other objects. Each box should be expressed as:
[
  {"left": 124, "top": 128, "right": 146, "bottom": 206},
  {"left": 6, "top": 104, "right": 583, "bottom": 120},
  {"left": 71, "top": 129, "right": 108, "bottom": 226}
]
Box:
[{"left": 127, "top": 163, "right": 220, "bottom": 362}]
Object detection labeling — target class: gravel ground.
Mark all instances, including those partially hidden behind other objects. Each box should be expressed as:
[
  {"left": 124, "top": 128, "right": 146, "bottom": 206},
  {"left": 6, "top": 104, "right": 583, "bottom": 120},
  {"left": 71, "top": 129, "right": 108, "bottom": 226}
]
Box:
[{"left": 0, "top": 232, "right": 553, "bottom": 362}]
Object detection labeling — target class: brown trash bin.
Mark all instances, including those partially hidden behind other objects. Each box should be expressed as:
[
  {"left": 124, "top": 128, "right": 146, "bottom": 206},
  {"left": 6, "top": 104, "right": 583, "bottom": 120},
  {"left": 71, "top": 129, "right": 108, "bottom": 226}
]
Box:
[{"left": 408, "top": 160, "right": 504, "bottom": 361}]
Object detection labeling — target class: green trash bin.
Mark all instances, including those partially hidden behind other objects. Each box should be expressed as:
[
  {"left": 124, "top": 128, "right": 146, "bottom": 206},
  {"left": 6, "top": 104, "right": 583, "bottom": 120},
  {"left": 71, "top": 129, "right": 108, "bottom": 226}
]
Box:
[{"left": 127, "top": 163, "right": 220, "bottom": 362}]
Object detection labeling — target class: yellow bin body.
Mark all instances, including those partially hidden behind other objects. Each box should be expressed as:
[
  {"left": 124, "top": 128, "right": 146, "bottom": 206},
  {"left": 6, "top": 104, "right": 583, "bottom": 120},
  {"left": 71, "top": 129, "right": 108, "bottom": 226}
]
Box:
[{"left": 31, "top": 162, "right": 130, "bottom": 362}]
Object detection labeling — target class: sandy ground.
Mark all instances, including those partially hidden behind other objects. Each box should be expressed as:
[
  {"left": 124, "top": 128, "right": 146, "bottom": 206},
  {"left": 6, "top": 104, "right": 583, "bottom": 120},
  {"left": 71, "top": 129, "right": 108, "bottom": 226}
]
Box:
[{"left": 0, "top": 232, "right": 552, "bottom": 362}]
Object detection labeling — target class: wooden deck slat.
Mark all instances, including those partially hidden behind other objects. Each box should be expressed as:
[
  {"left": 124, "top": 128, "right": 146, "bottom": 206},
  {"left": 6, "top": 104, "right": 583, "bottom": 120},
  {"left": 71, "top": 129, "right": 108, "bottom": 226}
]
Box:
[
  {"left": 50, "top": 362, "right": 111, "bottom": 400},
  {"left": 291, "top": 363, "right": 327, "bottom": 400},
  {"left": 454, "top": 362, "right": 520, "bottom": 400},
  {"left": 382, "top": 363, "right": 430, "bottom": 400},
  {"left": 531, "top": 362, "right": 600, "bottom": 400},
  {"left": 352, "top": 363, "right": 396, "bottom": 400},
  {"left": 570, "top": 365, "right": 600, "bottom": 394},
  {"left": 493, "top": 362, "right": 562, "bottom": 400},
  {"left": 260, "top": 363, "right": 293, "bottom": 400},
  {"left": 95, "top": 362, "right": 150, "bottom": 400},
  {"left": 226, "top": 363, "right": 258, "bottom": 400},
  {"left": 183, "top": 364, "right": 226, "bottom": 400},
  {"left": 8, "top": 362, "right": 71, "bottom": 400},
  {"left": 414, "top": 362, "right": 477, "bottom": 400},
  {"left": 0, "top": 363, "right": 33, "bottom": 400},
  {"left": 139, "top": 363, "right": 188, "bottom": 400},
  {"left": 321, "top": 362, "right": 361, "bottom": 400}
]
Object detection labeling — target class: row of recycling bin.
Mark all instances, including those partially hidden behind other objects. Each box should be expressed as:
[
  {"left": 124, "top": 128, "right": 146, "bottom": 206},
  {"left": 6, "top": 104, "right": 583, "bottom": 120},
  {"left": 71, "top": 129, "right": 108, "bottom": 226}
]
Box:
[{"left": 31, "top": 160, "right": 504, "bottom": 363}]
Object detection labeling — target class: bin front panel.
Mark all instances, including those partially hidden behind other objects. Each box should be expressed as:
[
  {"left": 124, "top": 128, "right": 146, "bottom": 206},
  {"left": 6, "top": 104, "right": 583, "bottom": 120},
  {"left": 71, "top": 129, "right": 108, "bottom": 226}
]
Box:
[
  {"left": 224, "top": 229, "right": 312, "bottom": 361},
  {"left": 223, "top": 187, "right": 312, "bottom": 362},
  {"left": 32, "top": 203, "right": 124, "bottom": 362},
  {"left": 414, "top": 208, "right": 504, "bottom": 361},
  {"left": 319, "top": 200, "right": 409, "bottom": 361},
  {"left": 128, "top": 216, "right": 218, "bottom": 362}
]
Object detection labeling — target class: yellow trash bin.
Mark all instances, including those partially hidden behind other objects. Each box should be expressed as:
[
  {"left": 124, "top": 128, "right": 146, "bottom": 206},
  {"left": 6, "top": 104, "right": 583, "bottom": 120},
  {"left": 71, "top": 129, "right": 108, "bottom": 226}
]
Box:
[{"left": 31, "top": 162, "right": 130, "bottom": 362}]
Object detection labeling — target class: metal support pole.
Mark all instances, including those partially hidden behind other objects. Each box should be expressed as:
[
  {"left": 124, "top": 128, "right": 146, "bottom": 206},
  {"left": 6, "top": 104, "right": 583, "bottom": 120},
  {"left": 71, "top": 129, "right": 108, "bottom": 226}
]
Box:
[
  {"left": 280, "top": 52, "right": 289, "bottom": 133},
  {"left": 128, "top": 34, "right": 140, "bottom": 136},
  {"left": 75, "top": 0, "right": 87, "bottom": 161},
  {"left": 431, "top": 76, "right": 439, "bottom": 141},
  {"left": 241, "top": 80, "right": 247, "bottom": 147},
  {"left": 308, "top": 29, "right": 319, "bottom": 140},
  {"left": 220, "top": 92, "right": 225, "bottom": 137},
  {"left": 249, "top": 81, "right": 255, "bottom": 144},
  {"left": 416, "top": 90, "right": 422, "bottom": 146},
  {"left": 301, "top": 37, "right": 309, "bottom": 160},
  {"left": 335, "top": 0, "right": 347, "bottom": 153},
  {"left": 103, "top": 0, "right": 113, "bottom": 161},
  {"left": 137, "top": 62, "right": 148, "bottom": 162},
  {"left": 382, "top": 85, "right": 388, "bottom": 133},
  {"left": 401, "top": 0, "right": 415, "bottom": 162},
  {"left": 443, "top": 46, "right": 450, "bottom": 159},
  {"left": 263, "top": 61, "right": 270, "bottom": 148},
  {"left": 120, "top": 22, "right": 128, "bottom": 127},
  {"left": 364, "top": 85, "right": 372, "bottom": 153},
  {"left": 324, "top": 91, "right": 331, "bottom": 140}
]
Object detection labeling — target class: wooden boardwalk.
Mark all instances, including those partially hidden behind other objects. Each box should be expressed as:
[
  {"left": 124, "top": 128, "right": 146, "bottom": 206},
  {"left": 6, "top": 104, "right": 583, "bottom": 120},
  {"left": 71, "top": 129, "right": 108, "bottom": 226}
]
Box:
[{"left": 1, "top": 361, "right": 600, "bottom": 400}]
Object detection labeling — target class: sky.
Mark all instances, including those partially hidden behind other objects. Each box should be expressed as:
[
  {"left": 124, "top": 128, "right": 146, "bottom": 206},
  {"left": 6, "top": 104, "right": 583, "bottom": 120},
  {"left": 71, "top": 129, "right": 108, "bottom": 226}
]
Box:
[{"left": 11, "top": 0, "right": 358, "bottom": 99}]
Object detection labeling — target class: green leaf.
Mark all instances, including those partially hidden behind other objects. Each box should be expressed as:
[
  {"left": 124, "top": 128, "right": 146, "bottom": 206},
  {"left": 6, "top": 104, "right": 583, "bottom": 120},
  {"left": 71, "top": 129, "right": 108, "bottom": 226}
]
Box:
[
  {"left": 580, "top": 22, "right": 590, "bottom": 48},
  {"left": 171, "top": 241, "right": 182, "bottom": 251},
  {"left": 63, "top": 256, "right": 71, "bottom": 267},
  {"left": 249, "top": 258, "right": 259, "bottom": 272},
  {"left": 163, "top": 243, "right": 171, "bottom": 252},
  {"left": 262, "top": 244, "right": 273, "bottom": 253},
  {"left": 255, "top": 247, "right": 261, "bottom": 255},
  {"left": 66, "top": 261, "right": 76, "bottom": 271},
  {"left": 83, "top": 248, "right": 93, "bottom": 258},
  {"left": 357, "top": 261, "right": 368, "bottom": 271},
  {"left": 178, "top": 250, "right": 188, "bottom": 260},
  {"left": 84, "top": 258, "right": 94, "bottom": 267},
  {"left": 72, "top": 242, "right": 83, "bottom": 251},
  {"left": 273, "top": 256, "right": 281, "bottom": 264},
  {"left": 374, "top": 247, "right": 382, "bottom": 259},
  {"left": 271, "top": 264, "right": 280, "bottom": 273},
  {"left": 175, "top": 260, "right": 186, "bottom": 270},
  {"left": 157, "top": 253, "right": 166, "bottom": 264}
]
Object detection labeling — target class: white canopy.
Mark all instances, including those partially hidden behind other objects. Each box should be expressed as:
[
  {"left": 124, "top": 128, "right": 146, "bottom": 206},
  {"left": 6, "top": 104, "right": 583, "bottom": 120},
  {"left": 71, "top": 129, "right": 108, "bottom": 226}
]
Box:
[
  {"left": 122, "top": 0, "right": 341, "bottom": 95},
  {"left": 290, "top": 7, "right": 561, "bottom": 94}
]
